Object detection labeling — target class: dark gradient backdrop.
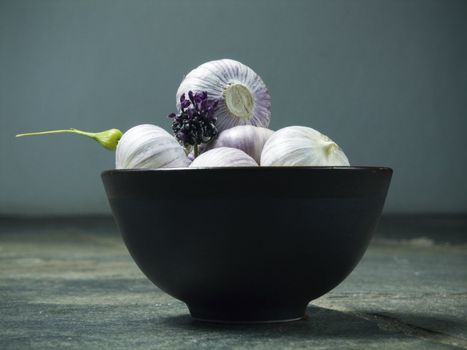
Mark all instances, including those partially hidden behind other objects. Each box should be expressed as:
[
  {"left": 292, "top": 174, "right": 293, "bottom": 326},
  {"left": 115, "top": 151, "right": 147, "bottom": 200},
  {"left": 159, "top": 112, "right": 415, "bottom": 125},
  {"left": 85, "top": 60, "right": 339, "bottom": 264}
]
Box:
[{"left": 1, "top": 0, "right": 466, "bottom": 214}]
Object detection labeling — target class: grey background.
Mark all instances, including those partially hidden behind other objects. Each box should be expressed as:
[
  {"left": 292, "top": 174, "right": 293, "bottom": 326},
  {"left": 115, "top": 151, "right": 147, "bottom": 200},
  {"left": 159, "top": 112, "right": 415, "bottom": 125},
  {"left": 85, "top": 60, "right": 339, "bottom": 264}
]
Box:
[{"left": 1, "top": 0, "right": 466, "bottom": 215}]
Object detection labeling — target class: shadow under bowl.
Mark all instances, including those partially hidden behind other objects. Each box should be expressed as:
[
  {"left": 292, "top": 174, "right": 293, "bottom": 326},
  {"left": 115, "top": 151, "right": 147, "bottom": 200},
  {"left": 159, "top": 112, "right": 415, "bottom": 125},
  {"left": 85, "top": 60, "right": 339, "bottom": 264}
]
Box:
[{"left": 102, "top": 166, "right": 392, "bottom": 323}]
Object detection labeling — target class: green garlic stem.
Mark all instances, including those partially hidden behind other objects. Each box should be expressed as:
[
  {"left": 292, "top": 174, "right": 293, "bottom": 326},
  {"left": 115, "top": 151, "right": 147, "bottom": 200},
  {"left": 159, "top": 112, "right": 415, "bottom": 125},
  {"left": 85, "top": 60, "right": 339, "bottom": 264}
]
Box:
[
  {"left": 16, "top": 128, "right": 123, "bottom": 151},
  {"left": 17, "top": 129, "right": 92, "bottom": 138},
  {"left": 193, "top": 144, "right": 199, "bottom": 158}
]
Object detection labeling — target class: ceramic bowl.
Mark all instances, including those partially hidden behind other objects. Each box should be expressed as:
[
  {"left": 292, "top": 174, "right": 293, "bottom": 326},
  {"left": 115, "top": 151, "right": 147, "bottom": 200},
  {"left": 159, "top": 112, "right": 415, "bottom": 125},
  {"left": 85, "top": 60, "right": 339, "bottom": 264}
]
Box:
[{"left": 102, "top": 167, "right": 392, "bottom": 323}]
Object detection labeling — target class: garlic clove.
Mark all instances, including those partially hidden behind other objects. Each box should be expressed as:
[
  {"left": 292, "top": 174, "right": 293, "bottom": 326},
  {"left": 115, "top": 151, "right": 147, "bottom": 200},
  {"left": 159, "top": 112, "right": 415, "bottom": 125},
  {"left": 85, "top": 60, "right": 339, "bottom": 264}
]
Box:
[
  {"left": 116, "top": 124, "right": 191, "bottom": 169},
  {"left": 260, "top": 126, "right": 350, "bottom": 166},
  {"left": 205, "top": 125, "right": 274, "bottom": 164},
  {"left": 189, "top": 147, "right": 258, "bottom": 168},
  {"left": 176, "top": 59, "right": 271, "bottom": 133}
]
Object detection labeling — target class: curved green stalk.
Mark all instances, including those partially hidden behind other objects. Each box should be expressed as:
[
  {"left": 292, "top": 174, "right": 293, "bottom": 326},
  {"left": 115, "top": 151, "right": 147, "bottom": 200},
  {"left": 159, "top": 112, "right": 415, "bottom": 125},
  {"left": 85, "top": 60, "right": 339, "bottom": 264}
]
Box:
[{"left": 16, "top": 128, "right": 123, "bottom": 151}]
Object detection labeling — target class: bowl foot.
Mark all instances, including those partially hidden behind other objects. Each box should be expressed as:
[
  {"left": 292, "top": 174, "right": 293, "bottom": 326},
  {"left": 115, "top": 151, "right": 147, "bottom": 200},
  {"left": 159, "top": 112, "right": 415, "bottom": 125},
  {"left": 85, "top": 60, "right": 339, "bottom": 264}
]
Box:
[{"left": 187, "top": 302, "right": 307, "bottom": 324}]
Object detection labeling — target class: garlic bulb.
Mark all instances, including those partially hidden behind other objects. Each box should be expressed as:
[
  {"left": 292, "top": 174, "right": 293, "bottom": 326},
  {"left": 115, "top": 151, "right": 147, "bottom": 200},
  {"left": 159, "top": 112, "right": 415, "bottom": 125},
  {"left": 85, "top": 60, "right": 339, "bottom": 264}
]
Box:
[
  {"left": 261, "top": 126, "right": 350, "bottom": 166},
  {"left": 189, "top": 147, "right": 258, "bottom": 168},
  {"left": 116, "top": 124, "right": 190, "bottom": 169},
  {"left": 176, "top": 59, "right": 271, "bottom": 133},
  {"left": 205, "top": 125, "right": 274, "bottom": 164}
]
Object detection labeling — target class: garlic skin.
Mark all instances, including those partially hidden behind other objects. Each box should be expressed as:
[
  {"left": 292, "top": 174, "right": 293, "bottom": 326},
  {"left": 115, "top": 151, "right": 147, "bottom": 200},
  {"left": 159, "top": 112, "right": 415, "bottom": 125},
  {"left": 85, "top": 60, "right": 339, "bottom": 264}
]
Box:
[
  {"left": 176, "top": 59, "right": 271, "bottom": 133},
  {"left": 205, "top": 125, "right": 274, "bottom": 164},
  {"left": 261, "top": 126, "right": 350, "bottom": 166},
  {"left": 116, "top": 124, "right": 190, "bottom": 169},
  {"left": 189, "top": 147, "right": 258, "bottom": 168}
]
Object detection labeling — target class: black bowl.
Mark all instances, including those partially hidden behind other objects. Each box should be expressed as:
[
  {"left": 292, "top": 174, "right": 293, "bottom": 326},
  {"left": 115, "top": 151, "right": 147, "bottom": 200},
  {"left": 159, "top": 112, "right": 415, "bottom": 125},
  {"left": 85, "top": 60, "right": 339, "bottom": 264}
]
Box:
[{"left": 102, "top": 167, "right": 392, "bottom": 323}]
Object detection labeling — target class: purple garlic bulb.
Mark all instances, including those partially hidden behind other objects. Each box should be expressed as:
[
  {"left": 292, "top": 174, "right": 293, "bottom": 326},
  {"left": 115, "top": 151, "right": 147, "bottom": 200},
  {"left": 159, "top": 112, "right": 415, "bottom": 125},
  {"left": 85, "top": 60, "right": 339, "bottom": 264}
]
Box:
[
  {"left": 176, "top": 59, "right": 271, "bottom": 133},
  {"left": 204, "top": 125, "right": 274, "bottom": 164}
]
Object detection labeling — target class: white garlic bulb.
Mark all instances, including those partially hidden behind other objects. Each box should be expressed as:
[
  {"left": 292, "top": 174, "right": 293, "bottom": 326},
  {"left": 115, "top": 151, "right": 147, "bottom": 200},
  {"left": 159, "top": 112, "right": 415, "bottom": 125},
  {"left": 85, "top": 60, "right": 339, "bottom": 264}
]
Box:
[
  {"left": 116, "top": 124, "right": 190, "bottom": 169},
  {"left": 261, "top": 126, "right": 350, "bottom": 166},
  {"left": 204, "top": 125, "right": 274, "bottom": 164},
  {"left": 176, "top": 59, "right": 271, "bottom": 133},
  {"left": 189, "top": 147, "right": 258, "bottom": 168}
]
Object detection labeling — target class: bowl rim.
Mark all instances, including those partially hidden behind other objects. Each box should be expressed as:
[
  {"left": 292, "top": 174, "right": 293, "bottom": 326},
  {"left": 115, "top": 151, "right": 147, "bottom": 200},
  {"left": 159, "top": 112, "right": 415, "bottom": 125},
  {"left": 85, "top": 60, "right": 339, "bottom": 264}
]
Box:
[{"left": 102, "top": 166, "right": 392, "bottom": 176}]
